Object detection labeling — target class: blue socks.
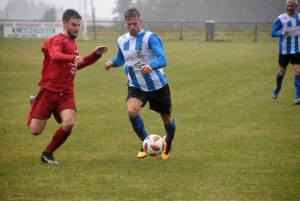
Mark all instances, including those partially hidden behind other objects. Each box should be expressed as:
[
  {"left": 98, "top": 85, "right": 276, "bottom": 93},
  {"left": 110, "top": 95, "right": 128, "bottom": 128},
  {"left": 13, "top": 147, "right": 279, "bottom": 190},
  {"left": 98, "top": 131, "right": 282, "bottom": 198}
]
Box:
[
  {"left": 129, "top": 114, "right": 148, "bottom": 141},
  {"left": 276, "top": 72, "right": 284, "bottom": 88},
  {"left": 129, "top": 114, "right": 176, "bottom": 144},
  {"left": 164, "top": 118, "right": 176, "bottom": 144},
  {"left": 294, "top": 75, "right": 300, "bottom": 99}
]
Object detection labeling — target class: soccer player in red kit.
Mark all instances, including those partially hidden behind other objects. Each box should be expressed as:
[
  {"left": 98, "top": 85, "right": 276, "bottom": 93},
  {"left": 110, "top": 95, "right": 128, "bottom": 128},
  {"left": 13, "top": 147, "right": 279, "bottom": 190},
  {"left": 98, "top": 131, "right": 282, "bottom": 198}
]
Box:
[{"left": 27, "top": 9, "right": 108, "bottom": 164}]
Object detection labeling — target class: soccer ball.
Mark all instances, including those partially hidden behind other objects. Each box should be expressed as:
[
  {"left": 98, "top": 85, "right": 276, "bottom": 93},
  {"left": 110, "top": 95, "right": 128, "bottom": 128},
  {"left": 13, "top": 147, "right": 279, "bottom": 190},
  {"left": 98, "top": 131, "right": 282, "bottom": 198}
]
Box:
[{"left": 143, "top": 134, "right": 164, "bottom": 156}]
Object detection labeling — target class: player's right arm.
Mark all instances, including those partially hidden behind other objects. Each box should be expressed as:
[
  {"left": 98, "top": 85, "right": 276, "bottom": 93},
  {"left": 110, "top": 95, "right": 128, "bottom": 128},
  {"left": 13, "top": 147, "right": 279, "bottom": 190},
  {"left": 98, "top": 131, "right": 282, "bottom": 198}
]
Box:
[
  {"left": 271, "top": 18, "right": 288, "bottom": 37},
  {"left": 48, "top": 37, "right": 80, "bottom": 65},
  {"left": 104, "top": 46, "right": 125, "bottom": 70},
  {"left": 104, "top": 61, "right": 113, "bottom": 70}
]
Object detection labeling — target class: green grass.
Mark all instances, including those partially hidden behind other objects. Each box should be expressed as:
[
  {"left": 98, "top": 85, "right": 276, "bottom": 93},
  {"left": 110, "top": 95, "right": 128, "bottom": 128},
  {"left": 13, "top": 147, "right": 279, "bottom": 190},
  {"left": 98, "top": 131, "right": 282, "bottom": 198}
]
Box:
[{"left": 0, "top": 32, "right": 299, "bottom": 201}]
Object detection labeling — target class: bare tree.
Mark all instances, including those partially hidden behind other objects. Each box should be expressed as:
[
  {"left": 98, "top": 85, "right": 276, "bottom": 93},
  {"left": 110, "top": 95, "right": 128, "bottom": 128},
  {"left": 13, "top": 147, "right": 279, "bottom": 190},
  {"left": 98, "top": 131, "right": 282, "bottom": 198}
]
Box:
[
  {"left": 42, "top": 7, "right": 56, "bottom": 22},
  {"left": 112, "top": 0, "right": 134, "bottom": 21},
  {"left": 130, "top": 0, "right": 284, "bottom": 22}
]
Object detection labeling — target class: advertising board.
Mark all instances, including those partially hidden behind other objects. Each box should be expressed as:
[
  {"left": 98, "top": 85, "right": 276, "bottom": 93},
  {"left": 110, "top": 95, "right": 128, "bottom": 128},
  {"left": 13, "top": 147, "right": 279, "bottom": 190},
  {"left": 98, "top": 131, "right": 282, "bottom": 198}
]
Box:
[{"left": 4, "top": 22, "right": 63, "bottom": 38}]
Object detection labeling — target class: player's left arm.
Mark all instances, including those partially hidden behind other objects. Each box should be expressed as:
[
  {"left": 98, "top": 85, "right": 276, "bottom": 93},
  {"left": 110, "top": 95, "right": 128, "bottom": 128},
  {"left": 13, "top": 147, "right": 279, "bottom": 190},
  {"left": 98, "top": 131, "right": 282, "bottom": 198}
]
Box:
[
  {"left": 147, "top": 35, "right": 167, "bottom": 70},
  {"left": 77, "top": 46, "right": 108, "bottom": 70}
]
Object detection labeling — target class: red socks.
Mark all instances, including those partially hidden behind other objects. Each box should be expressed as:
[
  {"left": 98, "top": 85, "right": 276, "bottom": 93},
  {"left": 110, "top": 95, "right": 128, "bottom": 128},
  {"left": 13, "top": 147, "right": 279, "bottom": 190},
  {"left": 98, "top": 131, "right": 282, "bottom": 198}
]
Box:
[
  {"left": 27, "top": 106, "right": 33, "bottom": 126},
  {"left": 45, "top": 126, "right": 71, "bottom": 153}
]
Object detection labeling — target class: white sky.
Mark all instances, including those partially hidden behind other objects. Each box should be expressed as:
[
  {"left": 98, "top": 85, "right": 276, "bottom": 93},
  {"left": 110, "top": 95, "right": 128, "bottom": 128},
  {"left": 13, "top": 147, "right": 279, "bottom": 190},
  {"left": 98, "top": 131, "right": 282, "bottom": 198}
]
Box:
[{"left": 0, "top": 0, "right": 116, "bottom": 20}]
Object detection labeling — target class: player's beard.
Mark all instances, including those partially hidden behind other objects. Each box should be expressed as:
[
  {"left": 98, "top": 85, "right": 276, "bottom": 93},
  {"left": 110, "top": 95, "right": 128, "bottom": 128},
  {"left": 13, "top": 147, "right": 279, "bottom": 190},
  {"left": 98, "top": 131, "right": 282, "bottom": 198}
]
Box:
[
  {"left": 129, "top": 28, "right": 140, "bottom": 36},
  {"left": 67, "top": 29, "right": 78, "bottom": 39},
  {"left": 287, "top": 9, "right": 295, "bottom": 15}
]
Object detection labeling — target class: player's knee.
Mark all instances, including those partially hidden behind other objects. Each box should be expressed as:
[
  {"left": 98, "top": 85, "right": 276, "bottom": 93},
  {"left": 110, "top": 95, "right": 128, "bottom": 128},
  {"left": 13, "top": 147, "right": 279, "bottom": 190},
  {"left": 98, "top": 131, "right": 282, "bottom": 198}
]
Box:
[
  {"left": 165, "top": 118, "right": 173, "bottom": 126},
  {"left": 62, "top": 120, "right": 74, "bottom": 133},
  {"left": 29, "top": 126, "right": 42, "bottom": 136},
  {"left": 279, "top": 68, "right": 286, "bottom": 75},
  {"left": 127, "top": 109, "right": 139, "bottom": 117},
  {"left": 161, "top": 114, "right": 173, "bottom": 126},
  {"left": 294, "top": 69, "right": 300, "bottom": 75}
]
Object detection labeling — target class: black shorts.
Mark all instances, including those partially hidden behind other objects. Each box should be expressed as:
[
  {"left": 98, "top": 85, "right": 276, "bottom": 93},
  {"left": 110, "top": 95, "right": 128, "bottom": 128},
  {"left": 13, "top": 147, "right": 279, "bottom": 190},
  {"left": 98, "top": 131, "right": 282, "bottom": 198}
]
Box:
[
  {"left": 278, "top": 52, "right": 300, "bottom": 67},
  {"left": 127, "top": 84, "right": 172, "bottom": 114}
]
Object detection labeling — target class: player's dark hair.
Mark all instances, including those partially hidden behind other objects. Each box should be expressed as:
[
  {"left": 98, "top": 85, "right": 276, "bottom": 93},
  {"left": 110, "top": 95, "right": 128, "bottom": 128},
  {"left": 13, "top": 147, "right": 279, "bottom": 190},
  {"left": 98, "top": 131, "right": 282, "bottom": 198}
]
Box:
[
  {"left": 124, "top": 8, "right": 140, "bottom": 20},
  {"left": 62, "top": 9, "right": 82, "bottom": 22}
]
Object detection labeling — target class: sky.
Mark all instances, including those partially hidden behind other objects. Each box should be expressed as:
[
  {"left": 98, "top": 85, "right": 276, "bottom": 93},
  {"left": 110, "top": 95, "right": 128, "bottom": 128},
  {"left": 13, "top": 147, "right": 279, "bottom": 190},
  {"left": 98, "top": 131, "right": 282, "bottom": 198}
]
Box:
[{"left": 0, "top": 0, "right": 116, "bottom": 20}]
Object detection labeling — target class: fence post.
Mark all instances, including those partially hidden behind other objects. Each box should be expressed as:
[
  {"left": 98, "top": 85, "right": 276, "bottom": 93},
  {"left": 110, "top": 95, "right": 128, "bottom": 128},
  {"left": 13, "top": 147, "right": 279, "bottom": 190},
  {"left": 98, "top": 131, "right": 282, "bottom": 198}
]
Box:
[
  {"left": 254, "top": 22, "right": 258, "bottom": 42},
  {"left": 179, "top": 21, "right": 183, "bottom": 40},
  {"left": 205, "top": 20, "right": 215, "bottom": 41}
]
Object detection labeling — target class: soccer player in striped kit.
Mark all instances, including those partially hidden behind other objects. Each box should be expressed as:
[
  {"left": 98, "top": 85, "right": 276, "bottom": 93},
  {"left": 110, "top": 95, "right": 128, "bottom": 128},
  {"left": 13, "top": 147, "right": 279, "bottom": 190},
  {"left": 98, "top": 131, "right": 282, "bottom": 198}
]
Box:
[
  {"left": 27, "top": 9, "right": 108, "bottom": 164},
  {"left": 104, "top": 8, "right": 176, "bottom": 160},
  {"left": 271, "top": 0, "right": 300, "bottom": 104}
]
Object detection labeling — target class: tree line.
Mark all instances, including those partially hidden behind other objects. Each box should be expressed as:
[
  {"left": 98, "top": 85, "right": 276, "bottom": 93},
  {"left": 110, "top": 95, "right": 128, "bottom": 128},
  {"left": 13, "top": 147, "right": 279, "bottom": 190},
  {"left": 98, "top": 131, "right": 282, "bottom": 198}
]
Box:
[
  {"left": 0, "top": 0, "right": 63, "bottom": 21},
  {"left": 1, "top": 0, "right": 286, "bottom": 22},
  {"left": 114, "top": 0, "right": 285, "bottom": 22}
]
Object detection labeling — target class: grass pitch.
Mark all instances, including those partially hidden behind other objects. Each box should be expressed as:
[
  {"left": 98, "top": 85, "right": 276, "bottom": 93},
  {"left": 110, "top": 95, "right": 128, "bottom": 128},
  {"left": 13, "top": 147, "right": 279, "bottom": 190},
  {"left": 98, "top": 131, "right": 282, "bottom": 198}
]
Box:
[{"left": 0, "top": 32, "right": 299, "bottom": 201}]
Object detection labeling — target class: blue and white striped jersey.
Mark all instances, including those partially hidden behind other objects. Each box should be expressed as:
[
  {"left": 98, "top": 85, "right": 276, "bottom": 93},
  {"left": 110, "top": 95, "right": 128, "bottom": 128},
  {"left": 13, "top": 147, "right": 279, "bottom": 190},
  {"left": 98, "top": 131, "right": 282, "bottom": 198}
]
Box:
[
  {"left": 271, "top": 13, "right": 300, "bottom": 55},
  {"left": 109, "top": 30, "right": 168, "bottom": 92}
]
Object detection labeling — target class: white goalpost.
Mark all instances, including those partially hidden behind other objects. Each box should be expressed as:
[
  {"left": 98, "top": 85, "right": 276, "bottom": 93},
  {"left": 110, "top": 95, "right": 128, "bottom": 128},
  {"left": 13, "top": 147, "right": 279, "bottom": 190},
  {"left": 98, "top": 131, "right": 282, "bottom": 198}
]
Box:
[{"left": 78, "top": 0, "right": 89, "bottom": 41}]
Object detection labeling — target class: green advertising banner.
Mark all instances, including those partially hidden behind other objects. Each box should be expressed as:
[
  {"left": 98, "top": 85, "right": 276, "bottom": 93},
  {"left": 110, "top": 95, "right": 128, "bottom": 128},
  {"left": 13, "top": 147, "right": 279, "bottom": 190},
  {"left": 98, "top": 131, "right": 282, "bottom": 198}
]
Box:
[{"left": 4, "top": 22, "right": 63, "bottom": 38}]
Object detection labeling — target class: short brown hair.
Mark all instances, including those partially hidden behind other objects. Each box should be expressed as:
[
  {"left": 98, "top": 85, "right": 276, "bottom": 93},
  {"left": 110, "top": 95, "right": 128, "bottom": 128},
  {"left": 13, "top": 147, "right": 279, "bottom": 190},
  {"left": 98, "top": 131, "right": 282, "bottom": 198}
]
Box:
[
  {"left": 62, "top": 9, "right": 81, "bottom": 22},
  {"left": 124, "top": 8, "right": 140, "bottom": 20}
]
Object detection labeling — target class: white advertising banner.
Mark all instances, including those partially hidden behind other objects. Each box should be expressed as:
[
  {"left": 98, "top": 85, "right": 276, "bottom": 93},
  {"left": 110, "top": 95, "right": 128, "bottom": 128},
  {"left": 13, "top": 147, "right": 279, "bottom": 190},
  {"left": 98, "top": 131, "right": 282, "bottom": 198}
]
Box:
[{"left": 3, "top": 22, "right": 63, "bottom": 38}]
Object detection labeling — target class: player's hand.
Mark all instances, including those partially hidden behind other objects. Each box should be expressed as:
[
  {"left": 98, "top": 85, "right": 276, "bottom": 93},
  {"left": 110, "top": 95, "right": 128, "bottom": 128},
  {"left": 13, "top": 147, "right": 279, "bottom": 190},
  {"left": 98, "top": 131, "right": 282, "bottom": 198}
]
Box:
[
  {"left": 74, "top": 56, "right": 84, "bottom": 66},
  {"left": 94, "top": 46, "right": 108, "bottom": 55},
  {"left": 284, "top": 30, "right": 290, "bottom": 36},
  {"left": 104, "top": 62, "right": 113, "bottom": 70},
  {"left": 140, "top": 64, "right": 152, "bottom": 74}
]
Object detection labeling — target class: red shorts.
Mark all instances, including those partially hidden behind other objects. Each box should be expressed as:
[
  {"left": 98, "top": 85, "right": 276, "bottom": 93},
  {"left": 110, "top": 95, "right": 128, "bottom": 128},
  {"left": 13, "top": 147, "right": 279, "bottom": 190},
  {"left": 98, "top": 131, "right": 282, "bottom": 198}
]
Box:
[{"left": 29, "top": 87, "right": 76, "bottom": 124}]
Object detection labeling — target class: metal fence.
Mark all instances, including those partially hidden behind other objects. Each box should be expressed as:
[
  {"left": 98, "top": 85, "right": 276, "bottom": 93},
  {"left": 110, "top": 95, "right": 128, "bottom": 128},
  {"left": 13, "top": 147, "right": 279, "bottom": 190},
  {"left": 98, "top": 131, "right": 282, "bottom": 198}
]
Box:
[
  {"left": 86, "top": 20, "right": 274, "bottom": 42},
  {"left": 0, "top": 20, "right": 274, "bottom": 42}
]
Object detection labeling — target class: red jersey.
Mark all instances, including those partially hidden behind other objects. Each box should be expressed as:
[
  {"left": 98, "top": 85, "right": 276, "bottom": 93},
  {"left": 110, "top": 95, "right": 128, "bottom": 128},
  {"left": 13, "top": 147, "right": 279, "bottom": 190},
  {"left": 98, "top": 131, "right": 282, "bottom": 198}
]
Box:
[{"left": 39, "top": 33, "right": 101, "bottom": 93}]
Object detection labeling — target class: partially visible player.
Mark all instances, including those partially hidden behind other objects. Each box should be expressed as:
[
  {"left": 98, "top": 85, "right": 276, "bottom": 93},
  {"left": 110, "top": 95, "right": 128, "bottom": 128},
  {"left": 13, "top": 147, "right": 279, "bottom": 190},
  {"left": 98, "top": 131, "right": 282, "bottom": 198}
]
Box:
[
  {"left": 271, "top": 0, "right": 300, "bottom": 104},
  {"left": 27, "top": 9, "right": 108, "bottom": 164},
  {"left": 104, "top": 8, "right": 176, "bottom": 160}
]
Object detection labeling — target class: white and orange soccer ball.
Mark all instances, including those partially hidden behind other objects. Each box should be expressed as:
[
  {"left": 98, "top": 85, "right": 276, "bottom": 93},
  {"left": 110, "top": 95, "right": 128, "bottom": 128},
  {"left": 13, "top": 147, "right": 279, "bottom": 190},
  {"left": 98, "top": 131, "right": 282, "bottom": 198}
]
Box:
[{"left": 143, "top": 134, "right": 164, "bottom": 156}]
